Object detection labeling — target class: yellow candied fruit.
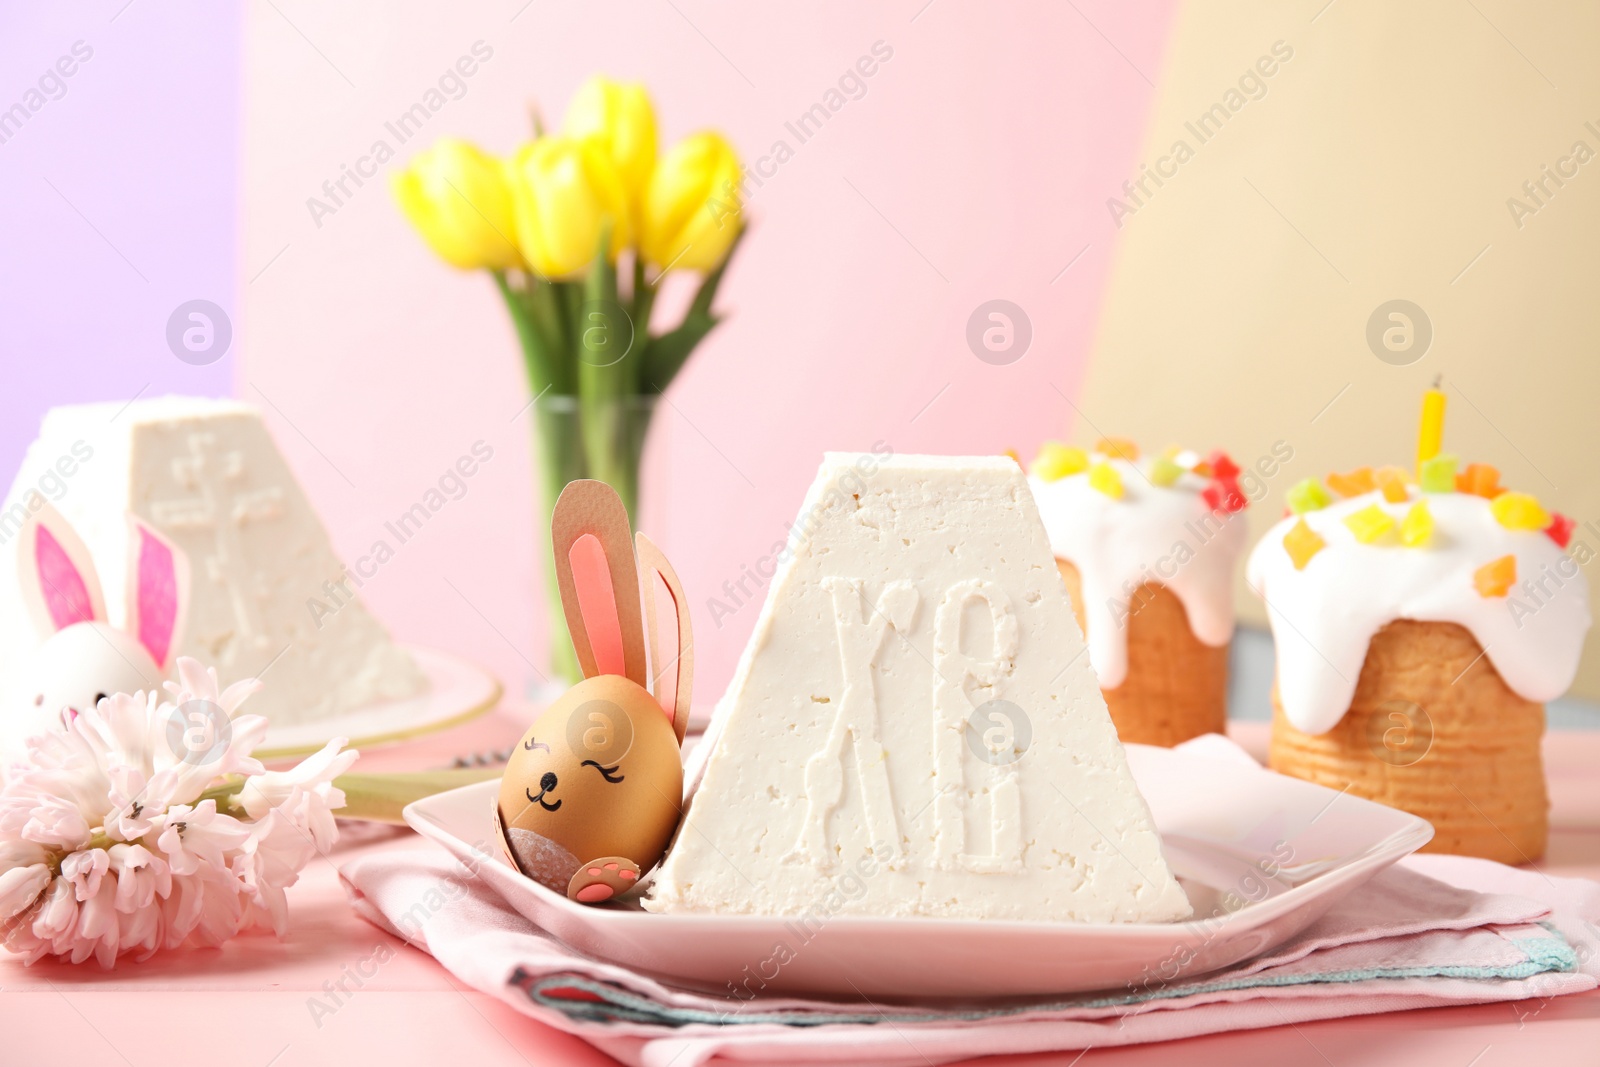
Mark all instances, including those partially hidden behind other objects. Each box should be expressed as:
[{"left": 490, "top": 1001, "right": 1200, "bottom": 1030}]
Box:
[
  {"left": 1031, "top": 442, "right": 1089, "bottom": 481},
  {"left": 1327, "top": 467, "right": 1377, "bottom": 498},
  {"left": 1088, "top": 461, "right": 1124, "bottom": 499},
  {"left": 1374, "top": 466, "right": 1411, "bottom": 504},
  {"left": 1284, "top": 518, "right": 1326, "bottom": 570},
  {"left": 1490, "top": 491, "right": 1551, "bottom": 532},
  {"left": 1400, "top": 501, "right": 1434, "bottom": 547},
  {"left": 1148, "top": 456, "right": 1184, "bottom": 488},
  {"left": 1343, "top": 504, "right": 1396, "bottom": 544},
  {"left": 1094, "top": 437, "right": 1140, "bottom": 462},
  {"left": 1474, "top": 554, "right": 1516, "bottom": 597},
  {"left": 1002, "top": 448, "right": 1020, "bottom": 466}
]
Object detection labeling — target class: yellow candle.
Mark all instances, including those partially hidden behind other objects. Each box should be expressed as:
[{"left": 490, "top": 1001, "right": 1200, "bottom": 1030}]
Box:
[{"left": 1416, "top": 383, "right": 1446, "bottom": 473}]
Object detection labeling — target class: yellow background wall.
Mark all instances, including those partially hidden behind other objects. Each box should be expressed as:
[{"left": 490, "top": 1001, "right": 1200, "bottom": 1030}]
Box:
[{"left": 1079, "top": 0, "right": 1600, "bottom": 696}]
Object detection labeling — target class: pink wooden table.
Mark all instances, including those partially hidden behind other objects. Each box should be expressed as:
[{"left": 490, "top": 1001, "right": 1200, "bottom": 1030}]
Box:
[{"left": 5, "top": 709, "right": 1599, "bottom": 1067}]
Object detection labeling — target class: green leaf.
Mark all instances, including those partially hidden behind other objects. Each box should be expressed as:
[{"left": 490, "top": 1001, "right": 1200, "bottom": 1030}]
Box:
[
  {"left": 643, "top": 311, "right": 720, "bottom": 389},
  {"left": 495, "top": 271, "right": 567, "bottom": 397},
  {"left": 688, "top": 222, "right": 746, "bottom": 321},
  {"left": 641, "top": 223, "right": 745, "bottom": 389}
]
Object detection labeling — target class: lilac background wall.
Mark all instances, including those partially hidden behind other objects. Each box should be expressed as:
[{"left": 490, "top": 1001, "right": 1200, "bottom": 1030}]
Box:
[{"left": 0, "top": 1, "right": 239, "bottom": 470}]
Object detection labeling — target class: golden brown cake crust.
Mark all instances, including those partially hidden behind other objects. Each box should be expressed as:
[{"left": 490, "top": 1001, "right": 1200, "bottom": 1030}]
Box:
[
  {"left": 1056, "top": 558, "right": 1229, "bottom": 748},
  {"left": 1268, "top": 618, "right": 1547, "bottom": 864}
]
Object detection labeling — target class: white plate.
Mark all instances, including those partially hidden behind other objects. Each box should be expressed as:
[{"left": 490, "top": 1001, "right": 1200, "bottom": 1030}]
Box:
[
  {"left": 404, "top": 742, "right": 1432, "bottom": 1000},
  {"left": 257, "top": 646, "right": 501, "bottom": 760}
]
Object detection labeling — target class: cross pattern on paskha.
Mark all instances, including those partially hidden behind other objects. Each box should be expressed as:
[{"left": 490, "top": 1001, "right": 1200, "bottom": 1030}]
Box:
[{"left": 150, "top": 432, "right": 285, "bottom": 664}]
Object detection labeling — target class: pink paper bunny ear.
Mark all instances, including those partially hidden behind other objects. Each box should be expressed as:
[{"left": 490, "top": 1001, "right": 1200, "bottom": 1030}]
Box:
[
  {"left": 126, "top": 517, "right": 188, "bottom": 671},
  {"left": 551, "top": 480, "right": 648, "bottom": 687},
  {"left": 637, "top": 532, "right": 693, "bottom": 745},
  {"left": 16, "top": 502, "right": 105, "bottom": 636}
]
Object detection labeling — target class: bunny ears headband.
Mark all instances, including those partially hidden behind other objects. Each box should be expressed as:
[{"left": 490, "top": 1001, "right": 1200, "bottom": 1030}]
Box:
[
  {"left": 551, "top": 479, "right": 693, "bottom": 741},
  {"left": 15, "top": 502, "right": 189, "bottom": 671}
]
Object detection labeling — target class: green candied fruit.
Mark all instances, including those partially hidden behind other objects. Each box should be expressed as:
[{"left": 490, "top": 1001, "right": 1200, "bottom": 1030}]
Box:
[
  {"left": 1286, "top": 477, "right": 1333, "bottom": 513},
  {"left": 1148, "top": 456, "right": 1184, "bottom": 487},
  {"left": 1419, "top": 453, "right": 1460, "bottom": 493}
]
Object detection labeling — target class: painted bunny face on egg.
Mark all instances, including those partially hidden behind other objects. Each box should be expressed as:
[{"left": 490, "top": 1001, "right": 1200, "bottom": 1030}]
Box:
[
  {"left": 498, "top": 677, "right": 684, "bottom": 890},
  {"left": 1, "top": 504, "right": 188, "bottom": 765},
  {"left": 496, "top": 480, "right": 694, "bottom": 903}
]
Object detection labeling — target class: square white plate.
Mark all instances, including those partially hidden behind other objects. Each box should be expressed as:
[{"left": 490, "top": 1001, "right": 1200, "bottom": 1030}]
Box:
[{"left": 404, "top": 742, "right": 1432, "bottom": 1000}]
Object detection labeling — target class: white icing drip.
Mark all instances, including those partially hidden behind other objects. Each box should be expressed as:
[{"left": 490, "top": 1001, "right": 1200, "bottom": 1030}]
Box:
[
  {"left": 1246, "top": 489, "right": 1592, "bottom": 734},
  {"left": 1028, "top": 460, "right": 1248, "bottom": 688}
]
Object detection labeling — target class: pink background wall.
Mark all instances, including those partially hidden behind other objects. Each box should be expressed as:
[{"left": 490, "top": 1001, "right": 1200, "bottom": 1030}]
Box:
[
  {"left": 5, "top": 2, "right": 1179, "bottom": 705},
  {"left": 242, "top": 1, "right": 1180, "bottom": 702}
]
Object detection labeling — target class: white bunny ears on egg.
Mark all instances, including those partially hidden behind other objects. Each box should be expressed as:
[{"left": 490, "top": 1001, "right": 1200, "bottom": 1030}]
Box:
[{"left": 15, "top": 502, "right": 190, "bottom": 672}]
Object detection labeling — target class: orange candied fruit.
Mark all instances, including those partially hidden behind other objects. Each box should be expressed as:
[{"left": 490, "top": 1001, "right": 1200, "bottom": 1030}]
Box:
[
  {"left": 1473, "top": 554, "right": 1517, "bottom": 597},
  {"left": 1374, "top": 465, "right": 1411, "bottom": 503},
  {"left": 1326, "top": 467, "right": 1377, "bottom": 498},
  {"left": 1094, "top": 437, "right": 1140, "bottom": 462},
  {"left": 1456, "top": 462, "right": 1503, "bottom": 499},
  {"left": 1283, "top": 518, "right": 1327, "bottom": 571}
]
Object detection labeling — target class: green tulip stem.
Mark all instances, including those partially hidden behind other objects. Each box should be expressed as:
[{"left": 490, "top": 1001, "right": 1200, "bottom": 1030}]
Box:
[{"left": 496, "top": 221, "right": 741, "bottom": 685}]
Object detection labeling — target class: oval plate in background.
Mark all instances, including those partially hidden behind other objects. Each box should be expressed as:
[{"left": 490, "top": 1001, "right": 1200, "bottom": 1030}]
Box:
[{"left": 258, "top": 646, "right": 500, "bottom": 761}]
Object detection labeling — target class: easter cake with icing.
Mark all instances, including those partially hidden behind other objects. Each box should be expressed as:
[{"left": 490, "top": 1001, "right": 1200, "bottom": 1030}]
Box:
[
  {"left": 1249, "top": 441, "right": 1591, "bottom": 863},
  {"left": 1026, "top": 439, "right": 1258, "bottom": 746}
]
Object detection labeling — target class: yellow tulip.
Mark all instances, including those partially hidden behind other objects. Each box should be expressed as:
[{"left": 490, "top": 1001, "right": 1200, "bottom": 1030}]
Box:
[
  {"left": 563, "top": 75, "right": 657, "bottom": 206},
  {"left": 392, "top": 139, "right": 521, "bottom": 271},
  {"left": 641, "top": 132, "right": 742, "bottom": 272},
  {"left": 509, "top": 136, "right": 633, "bottom": 278}
]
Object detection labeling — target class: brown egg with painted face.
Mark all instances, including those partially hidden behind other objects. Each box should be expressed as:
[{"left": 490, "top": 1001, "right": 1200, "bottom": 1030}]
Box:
[
  {"left": 495, "top": 479, "right": 694, "bottom": 904},
  {"left": 497, "top": 674, "right": 683, "bottom": 900}
]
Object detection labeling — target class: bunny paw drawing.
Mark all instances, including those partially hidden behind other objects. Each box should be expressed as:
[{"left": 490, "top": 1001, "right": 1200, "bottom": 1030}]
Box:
[{"left": 496, "top": 479, "right": 694, "bottom": 904}]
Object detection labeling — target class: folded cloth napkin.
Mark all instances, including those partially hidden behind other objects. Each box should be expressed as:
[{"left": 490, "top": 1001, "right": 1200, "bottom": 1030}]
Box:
[{"left": 340, "top": 740, "right": 1600, "bottom": 1067}]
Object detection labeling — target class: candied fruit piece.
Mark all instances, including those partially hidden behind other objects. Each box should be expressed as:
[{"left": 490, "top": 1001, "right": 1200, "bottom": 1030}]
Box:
[
  {"left": 1205, "top": 450, "right": 1241, "bottom": 481},
  {"left": 1474, "top": 554, "right": 1516, "bottom": 597},
  {"left": 1420, "top": 453, "right": 1459, "bottom": 493},
  {"left": 1327, "top": 467, "right": 1377, "bottom": 498},
  {"left": 1089, "top": 461, "right": 1124, "bottom": 499},
  {"left": 1401, "top": 501, "right": 1434, "bottom": 547},
  {"left": 1547, "top": 512, "right": 1576, "bottom": 549},
  {"left": 1490, "top": 491, "right": 1551, "bottom": 532},
  {"left": 1287, "top": 477, "right": 1333, "bottom": 514},
  {"left": 1374, "top": 466, "right": 1411, "bottom": 503},
  {"left": 1148, "top": 456, "right": 1184, "bottom": 488},
  {"left": 1456, "top": 462, "right": 1502, "bottom": 499},
  {"left": 1343, "top": 504, "right": 1396, "bottom": 544},
  {"left": 1031, "top": 442, "right": 1089, "bottom": 481},
  {"left": 1094, "top": 437, "right": 1140, "bottom": 462},
  {"left": 1202, "top": 478, "right": 1246, "bottom": 514},
  {"left": 1284, "top": 518, "right": 1326, "bottom": 570}
]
